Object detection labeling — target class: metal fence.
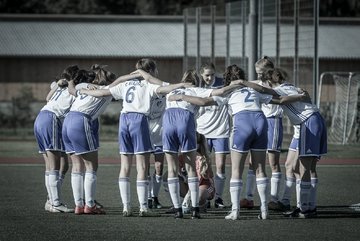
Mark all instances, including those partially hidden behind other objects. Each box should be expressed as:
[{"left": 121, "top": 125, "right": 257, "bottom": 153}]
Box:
[{"left": 183, "top": 0, "right": 319, "bottom": 140}]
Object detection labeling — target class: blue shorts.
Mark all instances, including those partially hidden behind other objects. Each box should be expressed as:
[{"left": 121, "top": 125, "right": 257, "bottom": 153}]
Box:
[
  {"left": 34, "top": 110, "right": 64, "bottom": 153},
  {"left": 207, "top": 138, "right": 230, "bottom": 154},
  {"left": 289, "top": 137, "right": 299, "bottom": 151},
  {"left": 92, "top": 118, "right": 100, "bottom": 148},
  {"left": 231, "top": 111, "right": 268, "bottom": 153},
  {"left": 119, "top": 112, "right": 153, "bottom": 154},
  {"left": 266, "top": 117, "right": 283, "bottom": 152},
  {"left": 162, "top": 108, "right": 197, "bottom": 153},
  {"left": 62, "top": 111, "right": 97, "bottom": 155},
  {"left": 299, "top": 112, "right": 327, "bottom": 157}
]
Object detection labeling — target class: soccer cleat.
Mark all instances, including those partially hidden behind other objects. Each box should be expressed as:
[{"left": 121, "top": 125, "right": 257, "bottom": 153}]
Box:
[
  {"left": 95, "top": 200, "right": 104, "bottom": 209},
  {"left": 174, "top": 208, "right": 184, "bottom": 219},
  {"left": 44, "top": 200, "right": 52, "bottom": 212},
  {"left": 152, "top": 197, "right": 162, "bottom": 209},
  {"left": 123, "top": 207, "right": 132, "bottom": 217},
  {"left": 191, "top": 207, "right": 201, "bottom": 219},
  {"left": 139, "top": 208, "right": 160, "bottom": 217},
  {"left": 257, "top": 211, "right": 270, "bottom": 220},
  {"left": 240, "top": 198, "right": 254, "bottom": 209},
  {"left": 75, "top": 206, "right": 84, "bottom": 215},
  {"left": 298, "top": 208, "right": 318, "bottom": 219},
  {"left": 214, "top": 197, "right": 226, "bottom": 209},
  {"left": 148, "top": 198, "right": 153, "bottom": 209},
  {"left": 283, "top": 207, "right": 301, "bottom": 218},
  {"left": 51, "top": 203, "right": 74, "bottom": 213},
  {"left": 84, "top": 204, "right": 105, "bottom": 215},
  {"left": 225, "top": 209, "right": 240, "bottom": 220}
]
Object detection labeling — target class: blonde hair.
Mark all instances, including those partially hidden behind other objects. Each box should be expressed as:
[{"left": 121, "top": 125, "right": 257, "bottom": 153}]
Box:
[{"left": 255, "top": 56, "right": 274, "bottom": 73}]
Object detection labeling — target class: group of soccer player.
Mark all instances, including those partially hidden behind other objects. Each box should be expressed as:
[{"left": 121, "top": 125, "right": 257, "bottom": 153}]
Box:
[{"left": 34, "top": 56, "right": 327, "bottom": 220}]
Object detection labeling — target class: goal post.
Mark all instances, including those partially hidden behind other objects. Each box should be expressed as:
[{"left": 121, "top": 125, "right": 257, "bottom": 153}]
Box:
[{"left": 318, "top": 72, "right": 360, "bottom": 144}]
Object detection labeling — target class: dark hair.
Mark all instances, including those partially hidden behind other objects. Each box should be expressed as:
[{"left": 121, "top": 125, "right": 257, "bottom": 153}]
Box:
[
  {"left": 255, "top": 56, "right": 274, "bottom": 72},
  {"left": 73, "top": 69, "right": 94, "bottom": 85},
  {"left": 223, "top": 64, "right": 246, "bottom": 86},
  {"left": 61, "top": 65, "right": 79, "bottom": 81},
  {"left": 181, "top": 69, "right": 200, "bottom": 86},
  {"left": 263, "top": 68, "right": 285, "bottom": 84},
  {"left": 90, "top": 64, "right": 116, "bottom": 85},
  {"left": 135, "top": 58, "right": 157, "bottom": 74}
]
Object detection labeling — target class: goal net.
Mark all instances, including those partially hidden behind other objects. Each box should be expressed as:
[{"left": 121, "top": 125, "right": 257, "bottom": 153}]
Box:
[{"left": 318, "top": 72, "right": 360, "bottom": 144}]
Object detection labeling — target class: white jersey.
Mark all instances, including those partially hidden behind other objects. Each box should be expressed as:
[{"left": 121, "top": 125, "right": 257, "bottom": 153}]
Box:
[
  {"left": 227, "top": 87, "right": 273, "bottom": 115},
  {"left": 165, "top": 87, "right": 212, "bottom": 114},
  {"left": 70, "top": 84, "right": 112, "bottom": 120},
  {"left": 109, "top": 79, "right": 160, "bottom": 115},
  {"left": 41, "top": 87, "right": 76, "bottom": 120},
  {"left": 196, "top": 80, "right": 230, "bottom": 138},
  {"left": 293, "top": 125, "right": 300, "bottom": 139},
  {"left": 274, "top": 83, "right": 319, "bottom": 125},
  {"left": 258, "top": 81, "right": 283, "bottom": 118}
]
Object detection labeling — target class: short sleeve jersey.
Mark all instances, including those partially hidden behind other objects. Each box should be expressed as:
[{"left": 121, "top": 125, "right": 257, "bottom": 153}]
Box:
[
  {"left": 258, "top": 81, "right": 283, "bottom": 118},
  {"left": 274, "top": 83, "right": 319, "bottom": 125},
  {"left": 165, "top": 87, "right": 213, "bottom": 114},
  {"left": 70, "top": 84, "right": 112, "bottom": 120},
  {"left": 196, "top": 78, "right": 231, "bottom": 138},
  {"left": 227, "top": 87, "right": 273, "bottom": 115},
  {"left": 109, "top": 79, "right": 160, "bottom": 115},
  {"left": 41, "top": 87, "right": 76, "bottom": 120}
]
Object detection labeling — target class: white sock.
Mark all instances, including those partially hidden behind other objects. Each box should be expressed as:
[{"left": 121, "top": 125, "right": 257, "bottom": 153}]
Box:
[
  {"left": 230, "top": 179, "right": 243, "bottom": 210},
  {"left": 214, "top": 173, "right": 226, "bottom": 199},
  {"left": 84, "top": 171, "right": 97, "bottom": 207},
  {"left": 137, "top": 180, "right": 149, "bottom": 209},
  {"left": 119, "top": 177, "right": 131, "bottom": 209},
  {"left": 48, "top": 170, "right": 61, "bottom": 206},
  {"left": 309, "top": 178, "right": 318, "bottom": 210},
  {"left": 152, "top": 174, "right": 162, "bottom": 198},
  {"left": 257, "top": 177, "right": 269, "bottom": 213},
  {"left": 281, "top": 176, "right": 296, "bottom": 205},
  {"left": 71, "top": 172, "right": 84, "bottom": 207},
  {"left": 299, "top": 181, "right": 311, "bottom": 212},
  {"left": 168, "top": 177, "right": 181, "bottom": 208},
  {"left": 296, "top": 179, "right": 301, "bottom": 208},
  {"left": 45, "top": 171, "right": 52, "bottom": 204},
  {"left": 188, "top": 177, "right": 199, "bottom": 208},
  {"left": 270, "top": 172, "right": 282, "bottom": 202},
  {"left": 246, "top": 170, "right": 256, "bottom": 200}
]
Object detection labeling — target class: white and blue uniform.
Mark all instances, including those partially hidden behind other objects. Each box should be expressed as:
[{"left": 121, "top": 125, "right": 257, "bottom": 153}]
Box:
[
  {"left": 197, "top": 77, "right": 230, "bottom": 154},
  {"left": 62, "top": 84, "right": 112, "bottom": 155},
  {"left": 109, "top": 79, "right": 160, "bottom": 154},
  {"left": 259, "top": 81, "right": 284, "bottom": 152},
  {"left": 34, "top": 84, "right": 76, "bottom": 153},
  {"left": 148, "top": 83, "right": 168, "bottom": 154},
  {"left": 162, "top": 87, "right": 213, "bottom": 153},
  {"left": 227, "top": 87, "right": 273, "bottom": 152},
  {"left": 274, "top": 83, "right": 327, "bottom": 157}
]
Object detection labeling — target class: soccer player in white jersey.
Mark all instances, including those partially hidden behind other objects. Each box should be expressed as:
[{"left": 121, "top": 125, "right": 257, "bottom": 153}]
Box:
[
  {"left": 257, "top": 57, "right": 284, "bottom": 211},
  {"left": 62, "top": 67, "right": 119, "bottom": 215},
  {"left": 197, "top": 63, "right": 229, "bottom": 208},
  {"left": 34, "top": 65, "right": 80, "bottom": 213},
  {"left": 81, "top": 58, "right": 191, "bottom": 217},
  {"left": 222, "top": 65, "right": 308, "bottom": 220},
  {"left": 163, "top": 69, "right": 226, "bottom": 219},
  {"left": 239, "top": 68, "right": 327, "bottom": 218},
  {"left": 220, "top": 65, "right": 273, "bottom": 220},
  {"left": 147, "top": 89, "right": 167, "bottom": 209}
]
